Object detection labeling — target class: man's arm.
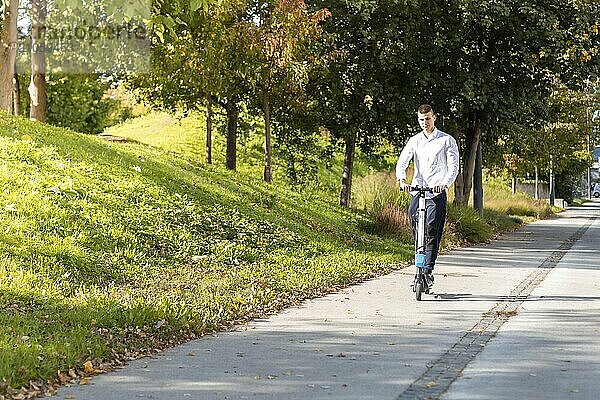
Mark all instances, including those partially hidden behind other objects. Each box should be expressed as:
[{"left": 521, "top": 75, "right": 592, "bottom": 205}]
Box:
[
  {"left": 443, "top": 136, "right": 460, "bottom": 187},
  {"left": 396, "top": 137, "right": 415, "bottom": 191}
]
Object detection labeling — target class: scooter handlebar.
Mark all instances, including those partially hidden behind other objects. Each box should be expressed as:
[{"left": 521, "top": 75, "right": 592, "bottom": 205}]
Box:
[{"left": 408, "top": 186, "right": 433, "bottom": 193}]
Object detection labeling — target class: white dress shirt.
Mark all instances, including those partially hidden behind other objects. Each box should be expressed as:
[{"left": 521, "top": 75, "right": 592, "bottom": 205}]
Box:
[{"left": 395, "top": 128, "right": 460, "bottom": 198}]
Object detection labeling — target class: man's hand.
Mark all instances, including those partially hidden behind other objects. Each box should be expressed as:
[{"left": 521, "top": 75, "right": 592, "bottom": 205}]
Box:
[
  {"left": 433, "top": 184, "right": 448, "bottom": 193},
  {"left": 399, "top": 179, "right": 411, "bottom": 192}
]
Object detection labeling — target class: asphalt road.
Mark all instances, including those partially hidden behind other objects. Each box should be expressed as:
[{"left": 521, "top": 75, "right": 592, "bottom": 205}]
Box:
[{"left": 55, "top": 201, "right": 600, "bottom": 400}]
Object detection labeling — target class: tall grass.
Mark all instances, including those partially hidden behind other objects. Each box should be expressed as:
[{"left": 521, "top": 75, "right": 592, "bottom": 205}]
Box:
[
  {"left": 353, "top": 172, "right": 553, "bottom": 246},
  {"left": 483, "top": 178, "right": 555, "bottom": 218},
  {"left": 353, "top": 172, "right": 413, "bottom": 239}
]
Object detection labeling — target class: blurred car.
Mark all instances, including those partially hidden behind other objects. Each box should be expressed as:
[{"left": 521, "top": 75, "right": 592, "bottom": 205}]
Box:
[{"left": 593, "top": 183, "right": 600, "bottom": 198}]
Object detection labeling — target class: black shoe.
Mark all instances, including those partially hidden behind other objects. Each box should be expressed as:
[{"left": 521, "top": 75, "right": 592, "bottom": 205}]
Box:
[{"left": 425, "top": 272, "right": 434, "bottom": 288}]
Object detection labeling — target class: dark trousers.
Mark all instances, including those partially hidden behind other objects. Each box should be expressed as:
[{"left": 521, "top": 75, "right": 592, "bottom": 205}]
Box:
[{"left": 408, "top": 192, "right": 447, "bottom": 270}]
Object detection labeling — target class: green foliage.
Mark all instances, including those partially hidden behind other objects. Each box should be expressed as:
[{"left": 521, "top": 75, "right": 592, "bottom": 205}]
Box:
[
  {"left": 274, "top": 123, "right": 334, "bottom": 186},
  {"left": 556, "top": 150, "right": 592, "bottom": 203},
  {"left": 45, "top": 75, "right": 127, "bottom": 134},
  {"left": 15, "top": 73, "right": 137, "bottom": 134}
]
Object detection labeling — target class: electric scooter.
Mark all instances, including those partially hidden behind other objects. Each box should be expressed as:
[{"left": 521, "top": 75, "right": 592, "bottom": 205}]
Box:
[{"left": 411, "top": 186, "right": 433, "bottom": 301}]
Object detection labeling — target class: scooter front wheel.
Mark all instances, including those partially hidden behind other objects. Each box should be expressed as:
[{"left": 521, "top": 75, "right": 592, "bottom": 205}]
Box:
[{"left": 415, "top": 279, "right": 424, "bottom": 301}]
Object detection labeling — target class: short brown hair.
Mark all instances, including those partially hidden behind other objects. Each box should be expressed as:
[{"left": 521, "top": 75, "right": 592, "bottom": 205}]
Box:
[{"left": 417, "top": 104, "right": 433, "bottom": 114}]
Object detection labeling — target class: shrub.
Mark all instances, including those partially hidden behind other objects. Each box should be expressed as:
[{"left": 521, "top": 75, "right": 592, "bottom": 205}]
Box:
[{"left": 447, "top": 203, "right": 493, "bottom": 243}]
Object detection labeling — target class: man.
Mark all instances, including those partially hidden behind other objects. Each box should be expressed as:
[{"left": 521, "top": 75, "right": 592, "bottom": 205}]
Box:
[{"left": 396, "top": 104, "right": 460, "bottom": 285}]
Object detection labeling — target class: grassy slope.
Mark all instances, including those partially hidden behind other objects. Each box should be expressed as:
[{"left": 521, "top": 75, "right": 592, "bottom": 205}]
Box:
[{"left": 0, "top": 112, "right": 409, "bottom": 392}]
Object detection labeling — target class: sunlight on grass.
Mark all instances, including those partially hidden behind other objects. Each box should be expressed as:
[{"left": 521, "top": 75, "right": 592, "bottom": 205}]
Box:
[{"left": 0, "top": 112, "right": 407, "bottom": 391}]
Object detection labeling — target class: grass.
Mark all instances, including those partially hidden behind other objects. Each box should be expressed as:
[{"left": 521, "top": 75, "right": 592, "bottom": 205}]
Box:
[
  {"left": 352, "top": 171, "right": 556, "bottom": 247},
  {"left": 482, "top": 178, "right": 557, "bottom": 218},
  {"left": 0, "top": 112, "right": 411, "bottom": 396},
  {"left": 0, "top": 110, "right": 557, "bottom": 397}
]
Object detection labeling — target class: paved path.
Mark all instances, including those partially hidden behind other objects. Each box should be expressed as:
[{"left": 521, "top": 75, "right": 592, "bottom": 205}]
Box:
[{"left": 56, "top": 202, "right": 600, "bottom": 400}]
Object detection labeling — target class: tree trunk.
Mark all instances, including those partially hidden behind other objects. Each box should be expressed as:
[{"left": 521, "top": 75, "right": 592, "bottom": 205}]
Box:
[
  {"left": 225, "top": 100, "right": 238, "bottom": 171},
  {"left": 454, "top": 112, "right": 481, "bottom": 206},
  {"left": 206, "top": 93, "right": 212, "bottom": 164},
  {"left": 549, "top": 155, "right": 555, "bottom": 206},
  {"left": 534, "top": 165, "right": 539, "bottom": 200},
  {"left": 12, "top": 60, "right": 21, "bottom": 115},
  {"left": 0, "top": 0, "right": 19, "bottom": 112},
  {"left": 340, "top": 132, "right": 356, "bottom": 207},
  {"left": 263, "top": 94, "right": 272, "bottom": 183},
  {"left": 29, "top": 0, "right": 47, "bottom": 122},
  {"left": 473, "top": 140, "right": 483, "bottom": 216}
]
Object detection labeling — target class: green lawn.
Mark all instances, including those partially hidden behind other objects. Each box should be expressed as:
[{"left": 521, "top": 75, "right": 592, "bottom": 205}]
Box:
[{"left": 0, "top": 112, "right": 409, "bottom": 395}]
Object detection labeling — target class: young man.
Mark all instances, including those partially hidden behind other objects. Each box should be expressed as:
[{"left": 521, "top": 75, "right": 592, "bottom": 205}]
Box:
[{"left": 396, "top": 104, "right": 460, "bottom": 285}]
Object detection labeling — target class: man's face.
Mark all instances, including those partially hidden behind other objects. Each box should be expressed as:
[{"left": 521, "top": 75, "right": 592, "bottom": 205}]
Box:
[{"left": 417, "top": 111, "right": 436, "bottom": 133}]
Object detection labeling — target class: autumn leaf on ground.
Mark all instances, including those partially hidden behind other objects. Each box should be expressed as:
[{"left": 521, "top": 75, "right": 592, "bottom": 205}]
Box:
[{"left": 83, "top": 361, "right": 94, "bottom": 374}]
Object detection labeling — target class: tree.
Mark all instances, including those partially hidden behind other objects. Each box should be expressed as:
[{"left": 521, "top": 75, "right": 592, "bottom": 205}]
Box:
[
  {"left": 28, "top": 0, "right": 46, "bottom": 121},
  {"left": 430, "top": 0, "right": 599, "bottom": 206},
  {"left": 480, "top": 78, "right": 598, "bottom": 203},
  {"left": 251, "top": 0, "right": 329, "bottom": 182},
  {"left": 308, "top": 0, "right": 415, "bottom": 206},
  {"left": 135, "top": 0, "right": 254, "bottom": 171},
  {"left": 12, "top": 59, "right": 20, "bottom": 114},
  {"left": 1, "top": 0, "right": 19, "bottom": 112}
]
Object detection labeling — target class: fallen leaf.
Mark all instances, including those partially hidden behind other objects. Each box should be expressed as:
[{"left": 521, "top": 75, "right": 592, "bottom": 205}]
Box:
[
  {"left": 426, "top": 381, "right": 437, "bottom": 388},
  {"left": 83, "top": 361, "right": 94, "bottom": 374},
  {"left": 58, "top": 371, "right": 70, "bottom": 384}
]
